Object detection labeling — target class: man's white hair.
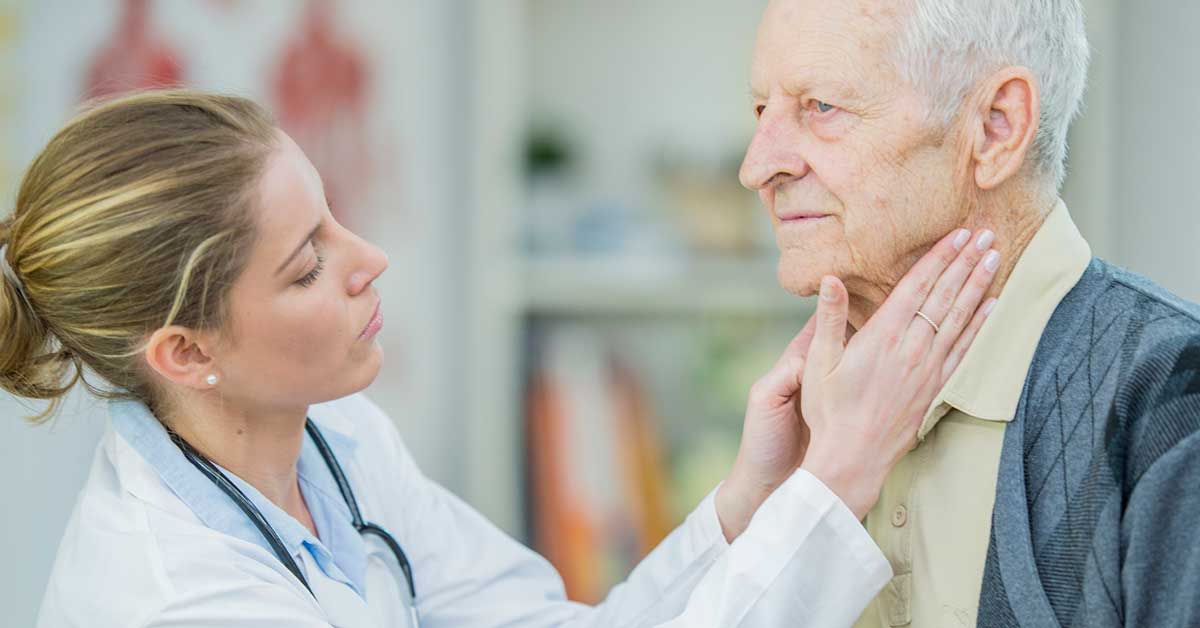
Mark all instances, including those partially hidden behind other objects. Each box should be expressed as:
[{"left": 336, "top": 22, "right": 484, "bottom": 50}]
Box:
[{"left": 893, "top": 0, "right": 1090, "bottom": 189}]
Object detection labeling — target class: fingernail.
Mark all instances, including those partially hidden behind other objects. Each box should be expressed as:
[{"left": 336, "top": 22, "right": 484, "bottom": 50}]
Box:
[
  {"left": 983, "top": 298, "right": 998, "bottom": 315},
  {"left": 952, "top": 229, "right": 970, "bottom": 251},
  {"left": 821, "top": 277, "right": 837, "bottom": 301},
  {"left": 976, "top": 230, "right": 995, "bottom": 251},
  {"left": 983, "top": 250, "right": 1000, "bottom": 272}
]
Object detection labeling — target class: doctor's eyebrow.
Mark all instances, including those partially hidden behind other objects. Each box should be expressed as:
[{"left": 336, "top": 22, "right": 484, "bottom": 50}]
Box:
[{"left": 276, "top": 222, "right": 321, "bottom": 276}]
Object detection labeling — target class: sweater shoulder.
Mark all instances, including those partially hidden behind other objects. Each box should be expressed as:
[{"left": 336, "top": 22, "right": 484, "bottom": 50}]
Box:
[
  {"left": 1035, "top": 260, "right": 1200, "bottom": 484},
  {"left": 1098, "top": 261, "right": 1200, "bottom": 478},
  {"left": 1043, "top": 259, "right": 1200, "bottom": 361}
]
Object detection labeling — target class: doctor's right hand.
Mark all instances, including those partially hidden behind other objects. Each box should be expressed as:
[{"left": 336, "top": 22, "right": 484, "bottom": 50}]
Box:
[{"left": 716, "top": 228, "right": 999, "bottom": 539}]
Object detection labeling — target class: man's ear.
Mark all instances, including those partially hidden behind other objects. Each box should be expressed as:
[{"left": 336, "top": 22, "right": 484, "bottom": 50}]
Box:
[
  {"left": 969, "top": 67, "right": 1041, "bottom": 190},
  {"left": 144, "top": 326, "right": 218, "bottom": 390}
]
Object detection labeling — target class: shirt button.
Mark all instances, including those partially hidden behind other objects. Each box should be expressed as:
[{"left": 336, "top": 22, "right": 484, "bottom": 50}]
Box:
[{"left": 891, "top": 504, "right": 909, "bottom": 528}]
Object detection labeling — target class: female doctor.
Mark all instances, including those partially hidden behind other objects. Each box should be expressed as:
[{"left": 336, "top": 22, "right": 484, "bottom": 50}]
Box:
[{"left": 2, "top": 91, "right": 999, "bottom": 628}]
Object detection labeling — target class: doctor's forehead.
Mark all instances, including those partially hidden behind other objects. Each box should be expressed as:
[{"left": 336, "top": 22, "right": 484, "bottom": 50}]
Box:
[
  {"left": 750, "top": 0, "right": 907, "bottom": 93},
  {"left": 254, "top": 132, "right": 326, "bottom": 229}
]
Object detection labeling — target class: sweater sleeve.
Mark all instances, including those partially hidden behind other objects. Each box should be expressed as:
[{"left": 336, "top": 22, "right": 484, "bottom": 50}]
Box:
[{"left": 1120, "top": 429, "right": 1200, "bottom": 628}]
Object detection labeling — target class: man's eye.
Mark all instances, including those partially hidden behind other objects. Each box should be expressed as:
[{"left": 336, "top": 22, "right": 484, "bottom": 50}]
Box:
[{"left": 814, "top": 100, "right": 835, "bottom": 114}]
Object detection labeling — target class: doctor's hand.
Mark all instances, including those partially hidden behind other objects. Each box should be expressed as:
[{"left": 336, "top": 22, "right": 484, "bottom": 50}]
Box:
[
  {"left": 715, "top": 317, "right": 817, "bottom": 542},
  {"left": 715, "top": 228, "right": 999, "bottom": 541},
  {"left": 799, "top": 228, "right": 1000, "bottom": 520}
]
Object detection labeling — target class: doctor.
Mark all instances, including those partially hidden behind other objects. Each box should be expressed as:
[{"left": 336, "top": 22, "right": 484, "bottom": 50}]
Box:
[{"left": 2, "top": 91, "right": 999, "bottom": 628}]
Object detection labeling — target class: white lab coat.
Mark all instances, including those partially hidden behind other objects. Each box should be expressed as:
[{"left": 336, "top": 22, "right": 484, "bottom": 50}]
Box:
[{"left": 36, "top": 393, "right": 891, "bottom": 628}]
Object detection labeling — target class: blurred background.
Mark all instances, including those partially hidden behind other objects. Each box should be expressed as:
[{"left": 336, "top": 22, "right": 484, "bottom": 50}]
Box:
[{"left": 0, "top": 0, "right": 1192, "bottom": 622}]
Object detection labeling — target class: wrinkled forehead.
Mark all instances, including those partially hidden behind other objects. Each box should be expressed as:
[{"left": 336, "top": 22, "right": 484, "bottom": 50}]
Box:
[{"left": 750, "top": 0, "right": 909, "bottom": 100}]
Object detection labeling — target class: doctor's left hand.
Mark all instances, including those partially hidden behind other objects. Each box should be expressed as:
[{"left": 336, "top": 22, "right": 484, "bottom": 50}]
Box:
[
  {"left": 715, "top": 317, "right": 817, "bottom": 543},
  {"left": 715, "top": 227, "right": 995, "bottom": 541}
]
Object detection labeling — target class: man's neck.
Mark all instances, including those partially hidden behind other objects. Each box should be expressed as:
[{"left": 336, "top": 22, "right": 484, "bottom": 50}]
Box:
[
  {"left": 160, "top": 395, "right": 315, "bottom": 534},
  {"left": 847, "top": 191, "right": 1057, "bottom": 331}
]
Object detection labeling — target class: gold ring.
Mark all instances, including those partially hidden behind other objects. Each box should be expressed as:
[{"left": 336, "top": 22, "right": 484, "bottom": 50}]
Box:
[{"left": 915, "top": 310, "right": 940, "bottom": 333}]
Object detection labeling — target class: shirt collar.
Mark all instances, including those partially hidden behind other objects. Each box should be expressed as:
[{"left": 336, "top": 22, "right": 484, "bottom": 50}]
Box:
[
  {"left": 109, "top": 397, "right": 369, "bottom": 595},
  {"left": 917, "top": 200, "right": 1092, "bottom": 438}
]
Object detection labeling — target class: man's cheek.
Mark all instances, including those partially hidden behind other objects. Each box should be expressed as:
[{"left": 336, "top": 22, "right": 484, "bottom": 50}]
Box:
[
  {"left": 759, "top": 189, "right": 776, "bottom": 219},
  {"left": 819, "top": 140, "right": 889, "bottom": 201}
]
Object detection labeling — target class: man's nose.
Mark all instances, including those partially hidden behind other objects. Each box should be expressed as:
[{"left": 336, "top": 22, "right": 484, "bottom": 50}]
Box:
[{"left": 739, "top": 105, "right": 810, "bottom": 191}]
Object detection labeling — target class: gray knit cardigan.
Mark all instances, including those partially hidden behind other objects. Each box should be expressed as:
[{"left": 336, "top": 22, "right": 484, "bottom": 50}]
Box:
[{"left": 976, "top": 258, "right": 1200, "bottom": 627}]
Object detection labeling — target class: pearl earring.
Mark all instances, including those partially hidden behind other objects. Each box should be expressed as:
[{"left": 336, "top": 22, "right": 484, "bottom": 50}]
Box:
[{"left": 206, "top": 374, "right": 219, "bottom": 386}]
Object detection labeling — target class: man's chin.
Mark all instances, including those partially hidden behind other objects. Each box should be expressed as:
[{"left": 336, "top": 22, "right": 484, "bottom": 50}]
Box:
[{"left": 776, "top": 261, "right": 824, "bottom": 298}]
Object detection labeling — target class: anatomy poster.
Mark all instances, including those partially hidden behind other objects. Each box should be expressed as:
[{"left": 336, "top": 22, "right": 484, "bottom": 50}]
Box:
[
  {"left": 271, "top": 0, "right": 373, "bottom": 223},
  {"left": 10, "top": 0, "right": 457, "bottom": 485},
  {"left": 83, "top": 0, "right": 184, "bottom": 99}
]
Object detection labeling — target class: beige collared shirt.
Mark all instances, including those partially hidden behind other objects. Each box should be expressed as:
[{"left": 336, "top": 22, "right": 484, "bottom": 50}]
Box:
[{"left": 852, "top": 201, "right": 1092, "bottom": 628}]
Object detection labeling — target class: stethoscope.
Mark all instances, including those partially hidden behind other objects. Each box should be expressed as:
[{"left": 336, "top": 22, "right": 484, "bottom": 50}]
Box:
[{"left": 168, "top": 419, "right": 421, "bottom": 627}]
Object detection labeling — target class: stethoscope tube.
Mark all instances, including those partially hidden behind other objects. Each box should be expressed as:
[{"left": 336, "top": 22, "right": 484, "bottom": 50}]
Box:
[
  {"left": 304, "top": 420, "right": 419, "bottom": 600},
  {"left": 168, "top": 419, "right": 419, "bottom": 624},
  {"left": 171, "top": 430, "right": 313, "bottom": 593}
]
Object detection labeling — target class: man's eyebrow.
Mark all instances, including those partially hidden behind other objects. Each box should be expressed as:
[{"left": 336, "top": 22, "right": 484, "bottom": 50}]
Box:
[
  {"left": 828, "top": 79, "right": 866, "bottom": 103},
  {"left": 275, "top": 222, "right": 321, "bottom": 276},
  {"left": 747, "top": 79, "right": 865, "bottom": 104}
]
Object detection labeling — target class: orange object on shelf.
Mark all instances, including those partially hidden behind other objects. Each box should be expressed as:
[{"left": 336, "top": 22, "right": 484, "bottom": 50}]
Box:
[
  {"left": 611, "top": 361, "right": 673, "bottom": 556},
  {"left": 526, "top": 329, "right": 674, "bottom": 603},
  {"left": 528, "top": 371, "right": 603, "bottom": 602}
]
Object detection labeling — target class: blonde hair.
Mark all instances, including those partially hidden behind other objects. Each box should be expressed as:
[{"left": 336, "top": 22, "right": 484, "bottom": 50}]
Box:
[{"left": 0, "top": 90, "right": 277, "bottom": 422}]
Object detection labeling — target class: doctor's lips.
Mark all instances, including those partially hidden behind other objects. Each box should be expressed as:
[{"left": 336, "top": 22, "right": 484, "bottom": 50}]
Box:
[{"left": 360, "top": 300, "right": 383, "bottom": 339}]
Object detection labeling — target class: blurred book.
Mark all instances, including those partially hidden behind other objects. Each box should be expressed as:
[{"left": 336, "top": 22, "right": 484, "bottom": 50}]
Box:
[{"left": 527, "top": 324, "right": 672, "bottom": 603}]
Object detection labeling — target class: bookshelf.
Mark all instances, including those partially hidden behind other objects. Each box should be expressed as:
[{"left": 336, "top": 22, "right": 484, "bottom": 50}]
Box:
[{"left": 464, "top": 0, "right": 810, "bottom": 577}]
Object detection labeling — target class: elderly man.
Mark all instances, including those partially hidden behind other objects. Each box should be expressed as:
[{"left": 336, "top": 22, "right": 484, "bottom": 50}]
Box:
[{"left": 741, "top": 1, "right": 1200, "bottom": 627}]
